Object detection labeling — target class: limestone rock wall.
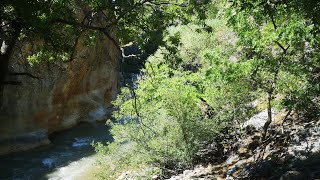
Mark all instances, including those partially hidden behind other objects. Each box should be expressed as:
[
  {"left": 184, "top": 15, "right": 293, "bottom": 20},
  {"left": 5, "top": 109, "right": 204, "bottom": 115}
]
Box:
[{"left": 0, "top": 33, "right": 120, "bottom": 155}]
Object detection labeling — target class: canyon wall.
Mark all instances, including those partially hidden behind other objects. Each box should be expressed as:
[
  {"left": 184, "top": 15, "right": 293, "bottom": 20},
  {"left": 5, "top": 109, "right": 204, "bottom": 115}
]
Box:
[{"left": 0, "top": 33, "right": 120, "bottom": 155}]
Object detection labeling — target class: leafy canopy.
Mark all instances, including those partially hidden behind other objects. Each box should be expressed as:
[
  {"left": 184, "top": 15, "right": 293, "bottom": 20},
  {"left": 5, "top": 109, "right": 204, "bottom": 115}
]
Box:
[
  {"left": 0, "top": 0, "right": 211, "bottom": 60},
  {"left": 226, "top": 0, "right": 320, "bottom": 116}
]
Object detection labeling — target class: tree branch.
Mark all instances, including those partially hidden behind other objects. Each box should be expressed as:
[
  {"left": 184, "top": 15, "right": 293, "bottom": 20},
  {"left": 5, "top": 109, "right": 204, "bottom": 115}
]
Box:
[
  {"left": 64, "top": 31, "right": 83, "bottom": 63},
  {"left": 128, "top": 81, "right": 159, "bottom": 136},
  {"left": 53, "top": 18, "right": 120, "bottom": 50},
  {"left": 9, "top": 72, "right": 42, "bottom": 79},
  {"left": 270, "top": 13, "right": 277, "bottom": 30},
  {"left": 274, "top": 41, "right": 290, "bottom": 53},
  {"left": 144, "top": 1, "right": 187, "bottom": 7}
]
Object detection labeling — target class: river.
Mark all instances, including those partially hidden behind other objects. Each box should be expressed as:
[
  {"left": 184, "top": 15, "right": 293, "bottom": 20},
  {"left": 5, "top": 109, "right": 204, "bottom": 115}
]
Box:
[
  {"left": 0, "top": 122, "right": 112, "bottom": 180},
  {"left": 0, "top": 44, "right": 142, "bottom": 180}
]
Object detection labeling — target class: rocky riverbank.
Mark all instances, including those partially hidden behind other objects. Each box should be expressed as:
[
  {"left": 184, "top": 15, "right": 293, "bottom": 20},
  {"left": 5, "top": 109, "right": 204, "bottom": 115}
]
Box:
[
  {"left": 114, "top": 110, "right": 320, "bottom": 180},
  {"left": 168, "top": 117, "right": 320, "bottom": 180}
]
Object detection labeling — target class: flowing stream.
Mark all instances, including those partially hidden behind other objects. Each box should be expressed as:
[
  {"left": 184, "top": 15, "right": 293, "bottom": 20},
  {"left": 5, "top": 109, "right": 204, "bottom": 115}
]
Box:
[
  {"left": 0, "top": 44, "right": 143, "bottom": 180},
  {"left": 0, "top": 122, "right": 112, "bottom": 180}
]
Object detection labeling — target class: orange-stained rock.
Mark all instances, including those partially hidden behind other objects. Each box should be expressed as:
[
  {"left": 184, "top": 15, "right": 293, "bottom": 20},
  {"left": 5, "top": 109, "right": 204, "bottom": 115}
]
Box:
[{"left": 0, "top": 32, "right": 120, "bottom": 155}]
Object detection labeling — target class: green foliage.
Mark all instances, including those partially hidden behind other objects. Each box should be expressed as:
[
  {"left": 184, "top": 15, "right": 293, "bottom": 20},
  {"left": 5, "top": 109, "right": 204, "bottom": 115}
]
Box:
[
  {"left": 202, "top": 50, "right": 257, "bottom": 124},
  {"left": 95, "top": 15, "right": 257, "bottom": 178},
  {"left": 0, "top": 0, "right": 212, "bottom": 65},
  {"left": 27, "top": 49, "right": 70, "bottom": 66},
  {"left": 3, "top": 0, "right": 318, "bottom": 178},
  {"left": 95, "top": 1, "right": 320, "bottom": 178},
  {"left": 226, "top": 0, "right": 320, "bottom": 117},
  {"left": 111, "top": 68, "right": 215, "bottom": 160},
  {"left": 94, "top": 141, "right": 159, "bottom": 179}
]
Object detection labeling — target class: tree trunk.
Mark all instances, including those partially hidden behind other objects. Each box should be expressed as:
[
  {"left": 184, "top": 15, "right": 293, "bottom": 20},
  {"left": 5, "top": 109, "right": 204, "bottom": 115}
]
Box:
[
  {"left": 0, "top": 23, "right": 21, "bottom": 108},
  {"left": 263, "top": 92, "right": 273, "bottom": 137}
]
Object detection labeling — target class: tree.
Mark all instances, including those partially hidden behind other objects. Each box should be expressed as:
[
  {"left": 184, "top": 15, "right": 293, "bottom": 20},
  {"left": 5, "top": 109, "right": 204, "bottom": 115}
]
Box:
[
  {"left": 0, "top": 0, "right": 210, "bottom": 89},
  {"left": 226, "top": 0, "right": 320, "bottom": 135}
]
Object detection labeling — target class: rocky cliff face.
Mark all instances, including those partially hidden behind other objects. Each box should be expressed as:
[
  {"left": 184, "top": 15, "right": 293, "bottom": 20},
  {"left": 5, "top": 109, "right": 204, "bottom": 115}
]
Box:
[{"left": 0, "top": 33, "right": 120, "bottom": 155}]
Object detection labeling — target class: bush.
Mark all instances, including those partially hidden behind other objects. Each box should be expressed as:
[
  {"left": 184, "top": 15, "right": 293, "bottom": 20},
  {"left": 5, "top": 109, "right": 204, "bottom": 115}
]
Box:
[{"left": 94, "top": 18, "right": 257, "bottom": 178}]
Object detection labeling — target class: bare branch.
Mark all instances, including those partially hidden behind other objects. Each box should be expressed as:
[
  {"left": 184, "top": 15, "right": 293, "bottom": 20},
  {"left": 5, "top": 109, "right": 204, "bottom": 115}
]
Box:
[
  {"left": 270, "top": 13, "right": 277, "bottom": 30},
  {"left": 274, "top": 41, "right": 290, "bottom": 53},
  {"left": 9, "top": 72, "right": 42, "bottom": 79},
  {"left": 128, "top": 82, "right": 159, "bottom": 136},
  {"left": 123, "top": 54, "right": 137, "bottom": 59},
  {"left": 64, "top": 31, "right": 83, "bottom": 63}
]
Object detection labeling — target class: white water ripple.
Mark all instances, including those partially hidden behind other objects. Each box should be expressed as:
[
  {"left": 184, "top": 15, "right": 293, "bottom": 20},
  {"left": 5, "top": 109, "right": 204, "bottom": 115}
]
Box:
[
  {"left": 42, "top": 158, "right": 55, "bottom": 169},
  {"left": 72, "top": 138, "right": 92, "bottom": 148}
]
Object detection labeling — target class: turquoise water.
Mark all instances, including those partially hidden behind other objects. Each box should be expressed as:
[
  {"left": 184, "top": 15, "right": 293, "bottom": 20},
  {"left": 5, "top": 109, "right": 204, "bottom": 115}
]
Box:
[{"left": 0, "top": 122, "right": 112, "bottom": 180}]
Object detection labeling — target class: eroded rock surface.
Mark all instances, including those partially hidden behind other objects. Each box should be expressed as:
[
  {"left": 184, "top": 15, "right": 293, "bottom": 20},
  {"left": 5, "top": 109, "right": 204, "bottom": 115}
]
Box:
[{"left": 0, "top": 33, "right": 120, "bottom": 155}]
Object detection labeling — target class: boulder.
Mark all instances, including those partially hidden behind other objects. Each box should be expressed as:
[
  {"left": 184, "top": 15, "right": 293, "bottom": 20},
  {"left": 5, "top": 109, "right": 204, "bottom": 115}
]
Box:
[{"left": 280, "top": 171, "right": 304, "bottom": 180}]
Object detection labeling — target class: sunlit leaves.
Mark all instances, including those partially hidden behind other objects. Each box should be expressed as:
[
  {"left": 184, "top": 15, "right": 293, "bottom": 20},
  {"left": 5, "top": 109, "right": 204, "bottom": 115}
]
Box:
[
  {"left": 27, "top": 49, "right": 70, "bottom": 66},
  {"left": 226, "top": 0, "right": 320, "bottom": 115}
]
